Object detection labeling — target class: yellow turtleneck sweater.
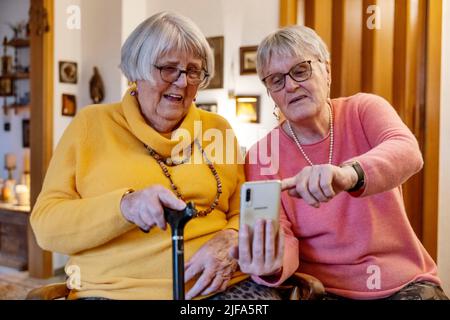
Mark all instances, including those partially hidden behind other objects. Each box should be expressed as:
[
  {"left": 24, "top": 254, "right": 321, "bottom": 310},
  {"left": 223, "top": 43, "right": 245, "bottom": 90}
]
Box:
[{"left": 30, "top": 90, "right": 247, "bottom": 299}]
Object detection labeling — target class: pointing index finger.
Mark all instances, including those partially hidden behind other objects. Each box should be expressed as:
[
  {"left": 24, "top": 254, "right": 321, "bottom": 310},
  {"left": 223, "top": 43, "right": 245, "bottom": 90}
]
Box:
[{"left": 281, "top": 177, "right": 296, "bottom": 191}]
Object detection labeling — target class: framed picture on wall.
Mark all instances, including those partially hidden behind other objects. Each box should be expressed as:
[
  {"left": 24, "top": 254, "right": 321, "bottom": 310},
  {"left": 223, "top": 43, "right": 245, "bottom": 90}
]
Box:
[
  {"left": 239, "top": 46, "right": 258, "bottom": 75},
  {"left": 59, "top": 61, "right": 78, "bottom": 84},
  {"left": 62, "top": 94, "right": 77, "bottom": 116},
  {"left": 205, "top": 36, "right": 224, "bottom": 89},
  {"left": 235, "top": 95, "right": 260, "bottom": 123},
  {"left": 22, "top": 119, "right": 30, "bottom": 148},
  {"left": 196, "top": 102, "right": 218, "bottom": 113}
]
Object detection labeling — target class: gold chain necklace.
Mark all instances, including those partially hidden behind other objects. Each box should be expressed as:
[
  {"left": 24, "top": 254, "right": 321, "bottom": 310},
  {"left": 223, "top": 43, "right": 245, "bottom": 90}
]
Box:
[
  {"left": 287, "top": 102, "right": 334, "bottom": 166},
  {"left": 144, "top": 140, "right": 222, "bottom": 217}
]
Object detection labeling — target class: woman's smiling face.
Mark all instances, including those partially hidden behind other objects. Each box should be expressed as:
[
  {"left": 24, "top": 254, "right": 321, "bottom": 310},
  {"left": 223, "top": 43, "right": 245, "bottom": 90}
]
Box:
[{"left": 137, "top": 50, "right": 203, "bottom": 133}]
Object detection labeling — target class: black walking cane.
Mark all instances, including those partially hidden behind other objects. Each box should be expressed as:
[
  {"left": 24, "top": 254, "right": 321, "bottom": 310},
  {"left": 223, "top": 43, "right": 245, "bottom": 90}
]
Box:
[{"left": 164, "top": 202, "right": 197, "bottom": 300}]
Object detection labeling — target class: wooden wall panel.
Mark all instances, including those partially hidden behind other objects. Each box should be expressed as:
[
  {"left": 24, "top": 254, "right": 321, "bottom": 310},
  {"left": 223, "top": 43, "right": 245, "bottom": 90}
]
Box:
[
  {"left": 280, "top": 0, "right": 298, "bottom": 27},
  {"left": 362, "top": 0, "right": 394, "bottom": 103},
  {"left": 304, "top": 0, "right": 332, "bottom": 50},
  {"left": 422, "top": 0, "right": 442, "bottom": 260},
  {"left": 331, "top": 0, "right": 363, "bottom": 98},
  {"left": 392, "top": 0, "right": 427, "bottom": 245},
  {"left": 372, "top": 0, "right": 395, "bottom": 103}
]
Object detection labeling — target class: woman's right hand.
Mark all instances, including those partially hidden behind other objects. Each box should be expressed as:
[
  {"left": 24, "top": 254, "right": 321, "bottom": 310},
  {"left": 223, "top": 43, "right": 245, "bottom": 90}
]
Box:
[{"left": 120, "top": 185, "right": 186, "bottom": 232}]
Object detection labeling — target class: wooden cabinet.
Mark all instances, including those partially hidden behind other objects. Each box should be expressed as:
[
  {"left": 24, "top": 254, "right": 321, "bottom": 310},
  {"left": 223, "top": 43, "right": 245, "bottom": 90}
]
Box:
[{"left": 0, "top": 203, "right": 29, "bottom": 270}]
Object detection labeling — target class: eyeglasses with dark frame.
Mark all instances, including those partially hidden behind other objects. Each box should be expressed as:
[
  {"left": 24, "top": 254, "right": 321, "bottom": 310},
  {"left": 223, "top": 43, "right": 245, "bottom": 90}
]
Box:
[
  {"left": 153, "top": 64, "right": 209, "bottom": 85},
  {"left": 262, "top": 60, "right": 321, "bottom": 92}
]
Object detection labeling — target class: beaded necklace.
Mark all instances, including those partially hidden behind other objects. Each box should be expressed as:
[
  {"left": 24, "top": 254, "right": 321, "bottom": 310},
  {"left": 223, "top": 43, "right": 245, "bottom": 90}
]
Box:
[{"left": 144, "top": 140, "right": 222, "bottom": 217}]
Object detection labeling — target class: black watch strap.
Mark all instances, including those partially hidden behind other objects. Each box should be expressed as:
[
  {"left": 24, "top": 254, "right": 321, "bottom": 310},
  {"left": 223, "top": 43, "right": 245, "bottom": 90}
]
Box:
[{"left": 346, "top": 162, "right": 365, "bottom": 192}]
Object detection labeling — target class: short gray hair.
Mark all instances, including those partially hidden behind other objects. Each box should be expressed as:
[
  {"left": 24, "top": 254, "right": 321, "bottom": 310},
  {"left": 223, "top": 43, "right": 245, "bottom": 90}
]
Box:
[
  {"left": 256, "top": 25, "right": 330, "bottom": 79},
  {"left": 120, "top": 11, "right": 214, "bottom": 89}
]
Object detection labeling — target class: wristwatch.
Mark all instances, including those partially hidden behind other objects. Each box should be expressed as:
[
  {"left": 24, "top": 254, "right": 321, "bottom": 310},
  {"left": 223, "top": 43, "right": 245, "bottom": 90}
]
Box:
[{"left": 343, "top": 162, "right": 365, "bottom": 193}]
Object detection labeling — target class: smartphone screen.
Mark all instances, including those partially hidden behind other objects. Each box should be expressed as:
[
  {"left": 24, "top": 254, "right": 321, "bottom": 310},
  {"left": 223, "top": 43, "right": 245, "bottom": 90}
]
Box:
[{"left": 239, "top": 180, "right": 281, "bottom": 232}]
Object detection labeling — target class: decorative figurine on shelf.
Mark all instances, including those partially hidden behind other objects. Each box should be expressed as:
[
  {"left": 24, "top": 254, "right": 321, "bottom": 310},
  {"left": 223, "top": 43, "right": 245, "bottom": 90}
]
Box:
[
  {"left": 3, "top": 153, "right": 17, "bottom": 203},
  {"left": 8, "top": 22, "right": 21, "bottom": 39},
  {"left": 1, "top": 37, "right": 13, "bottom": 76},
  {"left": 8, "top": 21, "right": 28, "bottom": 39},
  {"left": 4, "top": 153, "right": 16, "bottom": 180},
  {"left": 89, "top": 66, "right": 105, "bottom": 104},
  {"left": 3, "top": 107, "right": 11, "bottom": 131}
]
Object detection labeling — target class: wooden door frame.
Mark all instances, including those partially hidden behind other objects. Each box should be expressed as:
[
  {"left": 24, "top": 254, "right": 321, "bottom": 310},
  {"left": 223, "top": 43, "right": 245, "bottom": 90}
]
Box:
[{"left": 28, "top": 0, "right": 54, "bottom": 278}]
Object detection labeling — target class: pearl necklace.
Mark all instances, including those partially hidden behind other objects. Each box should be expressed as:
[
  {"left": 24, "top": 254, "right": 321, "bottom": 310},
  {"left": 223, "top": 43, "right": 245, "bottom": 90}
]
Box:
[{"left": 287, "top": 102, "right": 334, "bottom": 166}]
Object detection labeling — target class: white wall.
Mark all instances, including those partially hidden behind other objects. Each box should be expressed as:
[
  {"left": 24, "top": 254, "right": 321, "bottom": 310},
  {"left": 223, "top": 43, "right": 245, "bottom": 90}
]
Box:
[
  {"left": 0, "top": 0, "right": 30, "bottom": 183},
  {"left": 438, "top": 0, "right": 450, "bottom": 296},
  {"left": 79, "top": 0, "right": 122, "bottom": 108},
  {"left": 53, "top": 0, "right": 82, "bottom": 149},
  {"left": 54, "top": 0, "right": 122, "bottom": 148},
  {"left": 143, "top": 0, "right": 279, "bottom": 149},
  {"left": 121, "top": 0, "right": 147, "bottom": 94}
]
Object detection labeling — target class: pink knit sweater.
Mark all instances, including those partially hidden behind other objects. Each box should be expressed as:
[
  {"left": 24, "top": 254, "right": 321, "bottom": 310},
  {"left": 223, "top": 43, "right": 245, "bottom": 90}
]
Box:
[{"left": 246, "top": 93, "right": 440, "bottom": 299}]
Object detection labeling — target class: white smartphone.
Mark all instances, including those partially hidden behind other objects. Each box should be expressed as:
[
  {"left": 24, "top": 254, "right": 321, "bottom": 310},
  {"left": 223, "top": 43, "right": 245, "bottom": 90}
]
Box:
[{"left": 239, "top": 180, "right": 281, "bottom": 233}]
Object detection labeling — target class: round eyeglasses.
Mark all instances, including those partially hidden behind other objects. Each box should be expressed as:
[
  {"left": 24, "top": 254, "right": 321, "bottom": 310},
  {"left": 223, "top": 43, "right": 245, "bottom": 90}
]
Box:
[
  {"left": 262, "top": 60, "right": 320, "bottom": 92},
  {"left": 153, "top": 64, "right": 209, "bottom": 86}
]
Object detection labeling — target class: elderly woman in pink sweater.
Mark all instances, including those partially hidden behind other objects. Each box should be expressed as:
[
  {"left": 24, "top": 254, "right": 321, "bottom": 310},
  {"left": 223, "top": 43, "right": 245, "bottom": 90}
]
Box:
[{"left": 241, "top": 25, "right": 448, "bottom": 300}]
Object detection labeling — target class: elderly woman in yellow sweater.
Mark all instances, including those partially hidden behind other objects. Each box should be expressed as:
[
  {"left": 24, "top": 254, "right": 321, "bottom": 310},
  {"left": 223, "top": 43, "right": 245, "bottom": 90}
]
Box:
[{"left": 30, "top": 12, "right": 284, "bottom": 300}]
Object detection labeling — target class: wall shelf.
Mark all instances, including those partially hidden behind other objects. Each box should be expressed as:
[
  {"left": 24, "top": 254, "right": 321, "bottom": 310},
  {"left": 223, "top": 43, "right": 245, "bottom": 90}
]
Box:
[
  {"left": 0, "top": 73, "right": 29, "bottom": 80},
  {"left": 2, "top": 104, "right": 29, "bottom": 115},
  {"left": 1, "top": 36, "right": 30, "bottom": 115},
  {"left": 5, "top": 38, "right": 29, "bottom": 48}
]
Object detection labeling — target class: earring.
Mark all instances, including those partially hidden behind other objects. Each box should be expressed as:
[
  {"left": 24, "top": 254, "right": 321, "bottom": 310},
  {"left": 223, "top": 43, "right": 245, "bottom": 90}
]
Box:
[
  {"left": 273, "top": 105, "right": 280, "bottom": 121},
  {"left": 130, "top": 81, "right": 138, "bottom": 96}
]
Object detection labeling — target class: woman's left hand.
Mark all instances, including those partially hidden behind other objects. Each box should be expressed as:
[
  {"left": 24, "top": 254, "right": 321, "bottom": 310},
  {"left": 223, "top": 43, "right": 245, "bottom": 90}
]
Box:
[
  {"left": 184, "top": 229, "right": 238, "bottom": 300},
  {"left": 236, "top": 219, "right": 284, "bottom": 277}
]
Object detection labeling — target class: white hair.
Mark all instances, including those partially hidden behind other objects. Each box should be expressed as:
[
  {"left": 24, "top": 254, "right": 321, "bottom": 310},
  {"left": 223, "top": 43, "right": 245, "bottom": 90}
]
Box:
[
  {"left": 120, "top": 11, "right": 214, "bottom": 89},
  {"left": 256, "top": 25, "right": 330, "bottom": 79}
]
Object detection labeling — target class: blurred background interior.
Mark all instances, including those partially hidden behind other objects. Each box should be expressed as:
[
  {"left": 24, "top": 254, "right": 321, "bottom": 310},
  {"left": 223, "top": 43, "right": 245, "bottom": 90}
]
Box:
[{"left": 0, "top": 0, "right": 449, "bottom": 298}]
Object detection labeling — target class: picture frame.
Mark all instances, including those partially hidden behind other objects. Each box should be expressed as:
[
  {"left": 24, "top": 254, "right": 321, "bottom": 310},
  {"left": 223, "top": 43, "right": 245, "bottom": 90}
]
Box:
[
  {"left": 0, "top": 77, "right": 13, "bottom": 96},
  {"left": 235, "top": 95, "right": 260, "bottom": 123},
  {"left": 205, "top": 36, "right": 224, "bottom": 89},
  {"left": 239, "top": 46, "right": 258, "bottom": 75},
  {"left": 196, "top": 102, "right": 218, "bottom": 113},
  {"left": 62, "top": 94, "right": 77, "bottom": 116},
  {"left": 59, "top": 61, "right": 78, "bottom": 84},
  {"left": 22, "top": 119, "right": 30, "bottom": 148}
]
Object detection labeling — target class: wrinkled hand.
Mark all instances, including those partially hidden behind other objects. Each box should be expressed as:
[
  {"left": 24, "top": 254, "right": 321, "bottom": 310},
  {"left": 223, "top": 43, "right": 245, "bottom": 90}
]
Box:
[
  {"left": 233, "top": 219, "right": 284, "bottom": 277},
  {"left": 184, "top": 229, "right": 238, "bottom": 300},
  {"left": 281, "top": 164, "right": 357, "bottom": 208},
  {"left": 120, "top": 185, "right": 186, "bottom": 232}
]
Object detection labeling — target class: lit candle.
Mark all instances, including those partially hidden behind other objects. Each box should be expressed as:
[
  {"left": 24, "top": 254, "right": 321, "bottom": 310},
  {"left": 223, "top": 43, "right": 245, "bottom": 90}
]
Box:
[
  {"left": 5, "top": 153, "right": 16, "bottom": 169},
  {"left": 23, "top": 149, "right": 30, "bottom": 173}
]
